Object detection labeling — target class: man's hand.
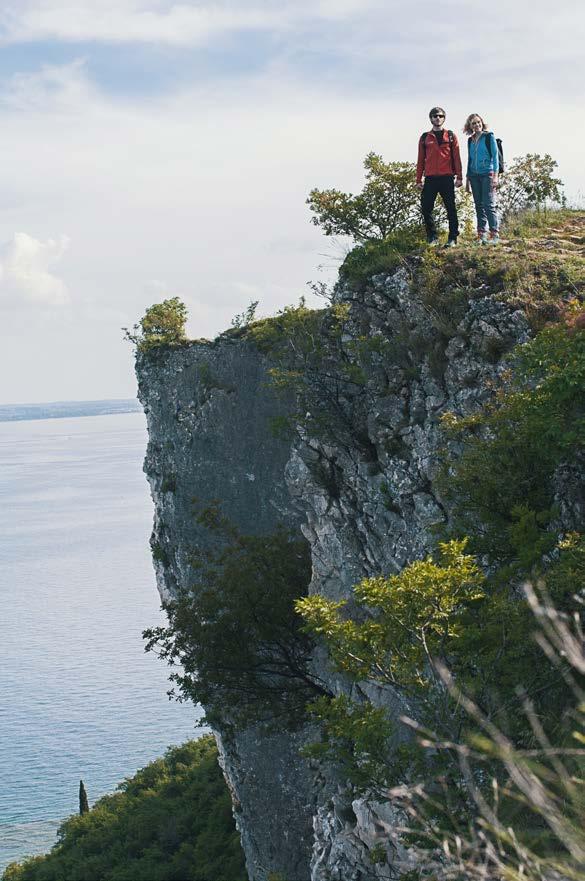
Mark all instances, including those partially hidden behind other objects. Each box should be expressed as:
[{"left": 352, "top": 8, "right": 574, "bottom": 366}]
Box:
[
  {"left": 455, "top": 177, "right": 463, "bottom": 188},
  {"left": 417, "top": 181, "right": 424, "bottom": 190}
]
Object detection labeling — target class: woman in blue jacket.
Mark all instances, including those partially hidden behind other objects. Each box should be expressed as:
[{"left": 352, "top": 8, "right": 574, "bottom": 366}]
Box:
[{"left": 464, "top": 114, "right": 499, "bottom": 244}]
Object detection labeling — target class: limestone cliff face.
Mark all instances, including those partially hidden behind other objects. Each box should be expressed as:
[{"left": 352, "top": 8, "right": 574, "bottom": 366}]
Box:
[
  {"left": 136, "top": 339, "right": 317, "bottom": 880},
  {"left": 137, "top": 268, "right": 531, "bottom": 881}
]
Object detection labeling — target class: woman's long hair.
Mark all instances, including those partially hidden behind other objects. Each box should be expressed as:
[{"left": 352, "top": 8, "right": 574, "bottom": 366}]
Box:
[{"left": 463, "top": 113, "right": 488, "bottom": 135}]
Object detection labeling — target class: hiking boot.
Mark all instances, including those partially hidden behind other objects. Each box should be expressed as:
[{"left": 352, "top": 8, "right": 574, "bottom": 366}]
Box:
[
  {"left": 427, "top": 237, "right": 439, "bottom": 247},
  {"left": 488, "top": 231, "right": 500, "bottom": 245},
  {"left": 477, "top": 230, "right": 488, "bottom": 245},
  {"left": 443, "top": 239, "right": 457, "bottom": 249}
]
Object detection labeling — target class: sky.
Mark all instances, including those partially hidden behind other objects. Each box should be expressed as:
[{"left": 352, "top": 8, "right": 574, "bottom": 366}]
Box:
[{"left": 0, "top": 0, "right": 583, "bottom": 404}]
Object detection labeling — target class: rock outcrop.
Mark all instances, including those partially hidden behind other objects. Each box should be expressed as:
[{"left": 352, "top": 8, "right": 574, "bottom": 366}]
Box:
[{"left": 137, "top": 265, "right": 532, "bottom": 880}]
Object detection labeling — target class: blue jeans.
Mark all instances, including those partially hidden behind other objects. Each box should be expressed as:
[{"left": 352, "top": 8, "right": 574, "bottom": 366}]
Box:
[{"left": 468, "top": 173, "right": 498, "bottom": 232}]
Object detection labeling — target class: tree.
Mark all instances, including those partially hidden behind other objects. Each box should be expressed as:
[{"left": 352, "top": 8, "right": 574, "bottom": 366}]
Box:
[
  {"left": 297, "top": 539, "right": 485, "bottom": 693},
  {"left": 3, "top": 738, "right": 246, "bottom": 881},
  {"left": 307, "top": 151, "right": 473, "bottom": 245},
  {"left": 123, "top": 297, "right": 188, "bottom": 353},
  {"left": 144, "top": 513, "right": 331, "bottom": 727},
  {"left": 498, "top": 153, "right": 565, "bottom": 220},
  {"left": 79, "top": 779, "right": 89, "bottom": 815},
  {"left": 307, "top": 152, "right": 421, "bottom": 242}
]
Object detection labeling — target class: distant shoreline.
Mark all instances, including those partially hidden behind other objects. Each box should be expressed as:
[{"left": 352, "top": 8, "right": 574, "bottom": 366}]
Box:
[{"left": 0, "top": 399, "right": 142, "bottom": 423}]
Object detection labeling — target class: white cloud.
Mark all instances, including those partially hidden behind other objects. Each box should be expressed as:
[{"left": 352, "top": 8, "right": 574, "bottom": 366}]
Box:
[
  {"left": 0, "top": 0, "right": 582, "bottom": 403},
  {"left": 0, "top": 233, "right": 70, "bottom": 308},
  {"left": 0, "top": 0, "right": 582, "bottom": 83},
  {"left": 0, "top": 0, "right": 386, "bottom": 46},
  {"left": 0, "top": 59, "right": 93, "bottom": 111}
]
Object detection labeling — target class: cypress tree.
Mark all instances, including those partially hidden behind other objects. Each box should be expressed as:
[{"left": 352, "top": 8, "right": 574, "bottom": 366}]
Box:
[{"left": 79, "top": 779, "right": 89, "bottom": 815}]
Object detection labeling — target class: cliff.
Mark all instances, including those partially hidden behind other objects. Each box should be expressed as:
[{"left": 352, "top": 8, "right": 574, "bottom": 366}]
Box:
[{"left": 136, "top": 214, "right": 585, "bottom": 880}]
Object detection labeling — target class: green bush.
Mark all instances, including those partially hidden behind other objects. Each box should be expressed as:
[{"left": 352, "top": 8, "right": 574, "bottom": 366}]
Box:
[
  {"left": 339, "top": 227, "right": 424, "bottom": 288},
  {"left": 307, "top": 151, "right": 474, "bottom": 247},
  {"left": 2, "top": 737, "right": 246, "bottom": 881},
  {"left": 124, "top": 297, "right": 188, "bottom": 353},
  {"left": 307, "top": 153, "right": 421, "bottom": 242},
  {"left": 498, "top": 153, "right": 565, "bottom": 220},
  {"left": 296, "top": 308, "right": 585, "bottom": 794},
  {"left": 144, "top": 513, "right": 329, "bottom": 728},
  {"left": 441, "top": 307, "right": 585, "bottom": 564}
]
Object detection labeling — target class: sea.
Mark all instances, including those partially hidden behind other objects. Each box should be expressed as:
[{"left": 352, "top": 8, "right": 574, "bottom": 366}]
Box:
[{"left": 0, "top": 410, "right": 203, "bottom": 873}]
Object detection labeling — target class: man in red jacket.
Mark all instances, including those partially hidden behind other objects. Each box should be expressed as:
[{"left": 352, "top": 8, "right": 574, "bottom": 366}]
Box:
[{"left": 416, "top": 106, "right": 463, "bottom": 247}]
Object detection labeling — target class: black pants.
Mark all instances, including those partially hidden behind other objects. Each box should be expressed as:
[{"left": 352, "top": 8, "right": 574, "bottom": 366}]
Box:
[{"left": 421, "top": 175, "right": 458, "bottom": 241}]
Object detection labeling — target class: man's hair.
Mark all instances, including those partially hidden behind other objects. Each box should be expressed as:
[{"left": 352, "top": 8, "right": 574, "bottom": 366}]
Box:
[{"left": 429, "top": 106, "right": 446, "bottom": 119}]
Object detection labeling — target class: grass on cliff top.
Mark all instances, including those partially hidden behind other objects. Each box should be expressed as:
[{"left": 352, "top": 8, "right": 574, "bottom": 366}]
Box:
[
  {"left": 417, "top": 209, "right": 585, "bottom": 330},
  {"left": 2, "top": 736, "right": 246, "bottom": 881},
  {"left": 233, "top": 210, "right": 585, "bottom": 349}
]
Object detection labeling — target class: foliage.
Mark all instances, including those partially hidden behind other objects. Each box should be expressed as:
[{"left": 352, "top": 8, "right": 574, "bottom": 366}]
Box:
[
  {"left": 339, "top": 227, "right": 424, "bottom": 288},
  {"left": 230, "top": 299, "right": 259, "bottom": 329},
  {"left": 499, "top": 153, "right": 565, "bottom": 220},
  {"left": 396, "top": 587, "right": 585, "bottom": 881},
  {"left": 123, "top": 297, "right": 188, "bottom": 353},
  {"left": 307, "top": 151, "right": 474, "bottom": 249},
  {"left": 416, "top": 215, "right": 585, "bottom": 332},
  {"left": 244, "top": 296, "right": 325, "bottom": 358},
  {"left": 302, "top": 695, "right": 395, "bottom": 790},
  {"left": 441, "top": 308, "right": 585, "bottom": 563},
  {"left": 78, "top": 781, "right": 89, "bottom": 816},
  {"left": 2, "top": 737, "right": 246, "bottom": 881},
  {"left": 307, "top": 153, "right": 421, "bottom": 242},
  {"left": 243, "top": 297, "right": 369, "bottom": 445},
  {"left": 297, "top": 540, "right": 484, "bottom": 692},
  {"left": 144, "top": 514, "right": 330, "bottom": 728},
  {"left": 295, "top": 292, "right": 585, "bottom": 812}
]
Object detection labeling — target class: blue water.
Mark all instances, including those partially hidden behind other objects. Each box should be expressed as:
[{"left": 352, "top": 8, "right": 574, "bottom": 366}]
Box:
[{"left": 0, "top": 412, "right": 203, "bottom": 872}]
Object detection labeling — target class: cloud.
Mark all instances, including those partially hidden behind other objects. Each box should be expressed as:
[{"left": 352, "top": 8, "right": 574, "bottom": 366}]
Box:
[
  {"left": 0, "top": 233, "right": 70, "bottom": 308},
  {"left": 0, "top": 0, "right": 581, "bottom": 88},
  {"left": 0, "top": 0, "right": 582, "bottom": 402},
  {"left": 0, "top": 59, "right": 93, "bottom": 111},
  {"left": 0, "top": 0, "right": 386, "bottom": 47}
]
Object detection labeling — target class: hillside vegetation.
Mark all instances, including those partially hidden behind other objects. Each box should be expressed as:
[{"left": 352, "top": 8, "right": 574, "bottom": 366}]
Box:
[{"left": 2, "top": 737, "right": 246, "bottom": 881}]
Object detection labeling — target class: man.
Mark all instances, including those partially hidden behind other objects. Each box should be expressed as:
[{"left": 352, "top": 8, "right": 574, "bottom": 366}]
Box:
[{"left": 416, "top": 106, "right": 463, "bottom": 247}]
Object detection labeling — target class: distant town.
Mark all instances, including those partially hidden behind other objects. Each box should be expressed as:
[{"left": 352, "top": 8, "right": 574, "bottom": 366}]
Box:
[{"left": 0, "top": 399, "right": 142, "bottom": 423}]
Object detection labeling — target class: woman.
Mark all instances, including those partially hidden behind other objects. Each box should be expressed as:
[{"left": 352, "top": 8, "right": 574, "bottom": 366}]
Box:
[{"left": 464, "top": 114, "right": 499, "bottom": 244}]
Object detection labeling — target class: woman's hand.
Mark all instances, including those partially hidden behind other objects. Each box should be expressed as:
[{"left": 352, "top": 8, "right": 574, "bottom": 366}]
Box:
[
  {"left": 465, "top": 178, "right": 471, "bottom": 193},
  {"left": 490, "top": 172, "right": 499, "bottom": 190}
]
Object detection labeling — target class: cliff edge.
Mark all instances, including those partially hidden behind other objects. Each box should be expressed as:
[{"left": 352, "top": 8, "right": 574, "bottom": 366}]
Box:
[{"left": 137, "top": 213, "right": 585, "bottom": 880}]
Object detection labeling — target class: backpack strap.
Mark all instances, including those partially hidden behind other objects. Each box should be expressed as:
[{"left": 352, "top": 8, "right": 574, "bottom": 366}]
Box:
[
  {"left": 483, "top": 133, "right": 504, "bottom": 173},
  {"left": 496, "top": 138, "right": 504, "bottom": 174},
  {"left": 421, "top": 130, "right": 455, "bottom": 173},
  {"left": 447, "top": 130, "right": 455, "bottom": 174}
]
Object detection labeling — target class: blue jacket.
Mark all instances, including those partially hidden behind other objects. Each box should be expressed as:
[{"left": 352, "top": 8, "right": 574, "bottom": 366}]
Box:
[{"left": 467, "top": 132, "right": 498, "bottom": 176}]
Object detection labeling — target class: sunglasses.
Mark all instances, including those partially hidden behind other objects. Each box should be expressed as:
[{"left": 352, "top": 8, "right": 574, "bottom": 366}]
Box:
[{"left": 431, "top": 113, "right": 445, "bottom": 119}]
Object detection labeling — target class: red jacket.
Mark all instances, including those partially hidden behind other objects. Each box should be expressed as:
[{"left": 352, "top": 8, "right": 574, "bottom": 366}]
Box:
[{"left": 416, "top": 130, "right": 462, "bottom": 183}]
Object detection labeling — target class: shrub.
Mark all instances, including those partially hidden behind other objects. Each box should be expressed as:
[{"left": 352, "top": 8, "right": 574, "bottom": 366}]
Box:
[
  {"left": 307, "top": 153, "right": 421, "bottom": 242},
  {"left": 397, "top": 583, "right": 585, "bottom": 881},
  {"left": 124, "top": 297, "right": 188, "bottom": 353},
  {"left": 339, "top": 226, "right": 424, "bottom": 287},
  {"left": 2, "top": 737, "right": 246, "bottom": 881},
  {"left": 498, "top": 153, "right": 565, "bottom": 220},
  {"left": 144, "top": 513, "right": 330, "bottom": 728},
  {"left": 441, "top": 308, "right": 585, "bottom": 563}
]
